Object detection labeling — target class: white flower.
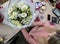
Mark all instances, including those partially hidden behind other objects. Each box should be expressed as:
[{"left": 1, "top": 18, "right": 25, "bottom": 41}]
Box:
[
  {"left": 13, "top": 11, "right": 18, "bottom": 15},
  {"left": 8, "top": 13, "right": 12, "bottom": 16},
  {"left": 21, "top": 4, "right": 28, "bottom": 11},
  {"left": 16, "top": 21, "right": 22, "bottom": 26},
  {"left": 8, "top": 5, "right": 17, "bottom": 16},
  {"left": 21, "top": 19, "right": 26, "bottom": 24},
  {"left": 25, "top": 22, "right": 29, "bottom": 25},
  {"left": 8, "top": 7, "right": 13, "bottom": 13},
  {"left": 12, "top": 5, "right": 17, "bottom": 10},
  {"left": 11, "top": 20, "right": 22, "bottom": 26},
  {"left": 9, "top": 11, "right": 18, "bottom": 19},
  {"left": 20, "top": 13, "right": 27, "bottom": 18},
  {"left": 21, "top": 18, "right": 30, "bottom": 25},
  {"left": 26, "top": 17, "right": 31, "bottom": 22}
]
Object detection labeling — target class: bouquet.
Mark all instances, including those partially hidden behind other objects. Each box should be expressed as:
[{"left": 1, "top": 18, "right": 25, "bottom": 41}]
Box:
[{"left": 7, "top": 2, "right": 35, "bottom": 29}]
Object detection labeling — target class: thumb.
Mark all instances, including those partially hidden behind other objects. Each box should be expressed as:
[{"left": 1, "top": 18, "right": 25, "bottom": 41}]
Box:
[
  {"left": 21, "top": 29, "right": 37, "bottom": 44},
  {"left": 21, "top": 29, "right": 29, "bottom": 38}
]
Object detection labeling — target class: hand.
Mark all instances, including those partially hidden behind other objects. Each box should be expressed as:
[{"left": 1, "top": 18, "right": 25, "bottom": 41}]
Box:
[
  {"left": 21, "top": 21, "right": 56, "bottom": 44},
  {"left": 21, "top": 26, "right": 49, "bottom": 44},
  {"left": 21, "top": 21, "right": 45, "bottom": 44},
  {"left": 21, "top": 28, "right": 39, "bottom": 44},
  {"left": 32, "top": 21, "right": 56, "bottom": 33}
]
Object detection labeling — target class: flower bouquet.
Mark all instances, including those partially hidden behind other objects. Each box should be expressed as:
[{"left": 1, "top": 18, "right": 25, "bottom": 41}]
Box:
[{"left": 7, "top": 0, "right": 35, "bottom": 29}]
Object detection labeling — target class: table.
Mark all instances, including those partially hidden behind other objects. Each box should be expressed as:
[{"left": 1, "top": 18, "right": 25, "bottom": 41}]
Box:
[
  {"left": 0, "top": 2, "right": 21, "bottom": 44},
  {"left": 0, "top": 1, "right": 60, "bottom": 44}
]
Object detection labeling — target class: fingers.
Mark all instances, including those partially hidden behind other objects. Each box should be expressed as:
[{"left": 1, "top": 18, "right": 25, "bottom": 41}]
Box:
[
  {"left": 21, "top": 29, "right": 29, "bottom": 38},
  {"left": 21, "top": 29, "right": 30, "bottom": 41},
  {"left": 28, "top": 38, "right": 37, "bottom": 44},
  {"left": 44, "top": 22, "right": 56, "bottom": 33},
  {"left": 21, "top": 29, "right": 37, "bottom": 44},
  {"left": 29, "top": 26, "right": 39, "bottom": 35},
  {"left": 32, "top": 22, "right": 45, "bottom": 26}
]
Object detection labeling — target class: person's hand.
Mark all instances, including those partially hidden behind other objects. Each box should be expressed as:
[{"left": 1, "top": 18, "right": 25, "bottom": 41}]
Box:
[
  {"left": 21, "top": 21, "right": 46, "bottom": 44},
  {"left": 21, "top": 28, "right": 39, "bottom": 44},
  {"left": 21, "top": 26, "right": 49, "bottom": 44},
  {"left": 32, "top": 21, "right": 56, "bottom": 33},
  {"left": 21, "top": 21, "right": 56, "bottom": 44},
  {"left": 29, "top": 26, "right": 49, "bottom": 44}
]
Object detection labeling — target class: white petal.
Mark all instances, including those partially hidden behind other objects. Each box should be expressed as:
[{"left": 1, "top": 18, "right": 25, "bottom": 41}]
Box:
[
  {"left": 21, "top": 13, "right": 27, "bottom": 17},
  {"left": 21, "top": 4, "right": 28, "bottom": 11}
]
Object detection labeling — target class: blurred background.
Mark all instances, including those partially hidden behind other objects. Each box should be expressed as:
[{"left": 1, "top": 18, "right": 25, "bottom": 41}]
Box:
[{"left": 0, "top": 0, "right": 8, "bottom": 5}]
